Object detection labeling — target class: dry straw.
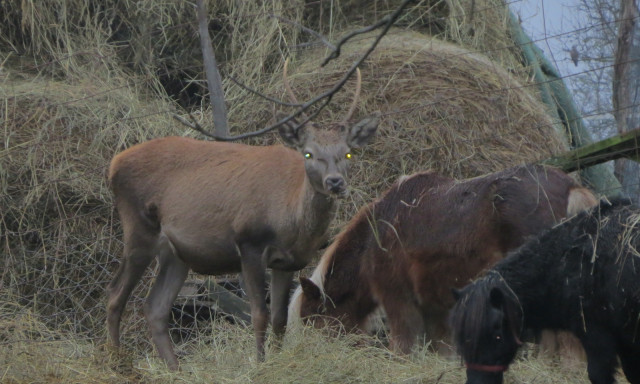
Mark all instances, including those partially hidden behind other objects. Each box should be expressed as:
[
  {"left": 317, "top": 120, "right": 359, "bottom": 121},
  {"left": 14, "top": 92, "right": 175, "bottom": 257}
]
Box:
[
  {"left": 0, "top": 0, "right": 598, "bottom": 382},
  {"left": 272, "top": 31, "right": 567, "bottom": 223}
]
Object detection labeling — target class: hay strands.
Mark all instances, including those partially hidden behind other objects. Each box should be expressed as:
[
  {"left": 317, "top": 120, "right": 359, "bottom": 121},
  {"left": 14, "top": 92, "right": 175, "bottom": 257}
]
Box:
[{"left": 542, "top": 127, "right": 640, "bottom": 173}]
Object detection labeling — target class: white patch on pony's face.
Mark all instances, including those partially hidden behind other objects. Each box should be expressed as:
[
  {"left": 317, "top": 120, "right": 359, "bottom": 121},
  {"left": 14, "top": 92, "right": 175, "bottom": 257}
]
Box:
[
  {"left": 396, "top": 174, "right": 414, "bottom": 186},
  {"left": 287, "top": 243, "right": 336, "bottom": 328},
  {"left": 287, "top": 286, "right": 305, "bottom": 329}
]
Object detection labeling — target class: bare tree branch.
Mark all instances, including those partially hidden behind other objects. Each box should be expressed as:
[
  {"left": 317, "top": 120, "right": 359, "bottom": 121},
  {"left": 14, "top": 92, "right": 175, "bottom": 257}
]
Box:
[
  {"left": 172, "top": 111, "right": 209, "bottom": 135},
  {"left": 196, "top": 0, "right": 229, "bottom": 137},
  {"left": 321, "top": 0, "right": 413, "bottom": 66},
  {"left": 268, "top": 13, "right": 336, "bottom": 51},
  {"left": 612, "top": 0, "right": 638, "bottom": 132},
  {"left": 174, "top": 99, "right": 330, "bottom": 142},
  {"left": 227, "top": 75, "right": 300, "bottom": 107},
  {"left": 177, "top": 0, "right": 411, "bottom": 141},
  {"left": 612, "top": 0, "right": 639, "bottom": 192}
]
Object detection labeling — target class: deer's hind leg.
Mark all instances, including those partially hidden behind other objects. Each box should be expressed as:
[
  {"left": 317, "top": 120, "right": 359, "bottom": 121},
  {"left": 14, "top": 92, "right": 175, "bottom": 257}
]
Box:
[
  {"left": 106, "top": 219, "right": 156, "bottom": 348},
  {"left": 144, "top": 233, "right": 189, "bottom": 371},
  {"left": 270, "top": 269, "right": 294, "bottom": 349},
  {"left": 239, "top": 243, "right": 269, "bottom": 362}
]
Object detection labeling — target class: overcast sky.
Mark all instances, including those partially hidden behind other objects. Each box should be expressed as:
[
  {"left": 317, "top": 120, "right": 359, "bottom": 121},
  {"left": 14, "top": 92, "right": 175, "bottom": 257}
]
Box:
[{"left": 509, "top": 0, "right": 584, "bottom": 77}]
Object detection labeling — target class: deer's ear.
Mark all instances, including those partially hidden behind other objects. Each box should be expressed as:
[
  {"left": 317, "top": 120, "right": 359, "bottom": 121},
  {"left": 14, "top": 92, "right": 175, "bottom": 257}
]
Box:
[
  {"left": 347, "top": 112, "right": 379, "bottom": 148},
  {"left": 300, "top": 277, "right": 322, "bottom": 301},
  {"left": 276, "top": 112, "right": 308, "bottom": 149}
]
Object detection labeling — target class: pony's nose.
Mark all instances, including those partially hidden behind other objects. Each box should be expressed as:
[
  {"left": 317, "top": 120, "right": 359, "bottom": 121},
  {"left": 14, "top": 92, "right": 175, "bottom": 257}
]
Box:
[{"left": 325, "top": 176, "right": 345, "bottom": 193}]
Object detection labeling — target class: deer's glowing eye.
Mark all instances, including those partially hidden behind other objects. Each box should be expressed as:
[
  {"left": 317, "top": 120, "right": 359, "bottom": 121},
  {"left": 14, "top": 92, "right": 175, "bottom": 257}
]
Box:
[
  {"left": 345, "top": 152, "right": 352, "bottom": 160},
  {"left": 304, "top": 152, "right": 313, "bottom": 159}
]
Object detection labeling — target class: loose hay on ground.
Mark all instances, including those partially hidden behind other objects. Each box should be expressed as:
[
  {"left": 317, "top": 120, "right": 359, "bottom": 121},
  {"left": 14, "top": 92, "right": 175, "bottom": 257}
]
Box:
[{"left": 0, "top": 300, "right": 603, "bottom": 383}]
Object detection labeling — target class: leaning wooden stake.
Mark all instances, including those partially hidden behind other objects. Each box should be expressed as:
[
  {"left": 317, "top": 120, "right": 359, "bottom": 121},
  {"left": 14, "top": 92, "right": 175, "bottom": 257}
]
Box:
[
  {"left": 541, "top": 127, "right": 640, "bottom": 173},
  {"left": 196, "top": 0, "right": 228, "bottom": 137}
]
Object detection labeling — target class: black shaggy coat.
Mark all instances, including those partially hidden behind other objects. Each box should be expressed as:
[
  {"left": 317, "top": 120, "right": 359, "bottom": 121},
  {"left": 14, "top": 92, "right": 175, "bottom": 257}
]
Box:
[{"left": 451, "top": 198, "right": 640, "bottom": 384}]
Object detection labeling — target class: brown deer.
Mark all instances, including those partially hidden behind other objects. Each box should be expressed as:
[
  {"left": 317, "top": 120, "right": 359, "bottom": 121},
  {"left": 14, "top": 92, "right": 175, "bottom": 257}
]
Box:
[{"left": 106, "top": 64, "right": 379, "bottom": 370}]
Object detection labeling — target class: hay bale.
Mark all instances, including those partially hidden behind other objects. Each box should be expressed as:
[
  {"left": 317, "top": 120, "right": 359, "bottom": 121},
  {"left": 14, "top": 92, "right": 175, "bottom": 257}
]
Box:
[
  {"left": 0, "top": 0, "right": 307, "bottom": 107},
  {"left": 270, "top": 31, "right": 567, "bottom": 224},
  {"left": 0, "top": 1, "right": 528, "bottom": 109},
  {"left": 1, "top": 1, "right": 569, "bottom": 349},
  {"left": 301, "top": 0, "right": 527, "bottom": 77},
  {"left": 0, "top": 71, "right": 181, "bottom": 335}
]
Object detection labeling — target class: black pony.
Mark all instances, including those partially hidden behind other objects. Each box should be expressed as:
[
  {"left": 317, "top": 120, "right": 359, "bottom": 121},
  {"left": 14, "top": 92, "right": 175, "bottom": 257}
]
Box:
[{"left": 450, "top": 198, "right": 640, "bottom": 384}]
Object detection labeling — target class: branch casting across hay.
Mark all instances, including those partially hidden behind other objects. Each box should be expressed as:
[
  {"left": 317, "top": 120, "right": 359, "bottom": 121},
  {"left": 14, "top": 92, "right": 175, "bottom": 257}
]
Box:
[{"left": 176, "top": 0, "right": 413, "bottom": 141}]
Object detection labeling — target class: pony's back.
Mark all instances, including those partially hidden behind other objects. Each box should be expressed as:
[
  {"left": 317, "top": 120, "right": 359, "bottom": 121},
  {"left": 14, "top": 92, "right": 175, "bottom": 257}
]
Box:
[{"left": 289, "top": 164, "right": 596, "bottom": 353}]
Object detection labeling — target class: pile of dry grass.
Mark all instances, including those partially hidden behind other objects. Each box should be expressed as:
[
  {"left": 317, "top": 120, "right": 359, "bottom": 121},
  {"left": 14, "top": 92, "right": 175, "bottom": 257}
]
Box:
[
  {"left": 0, "top": 304, "right": 605, "bottom": 383},
  {"left": 0, "top": 0, "right": 590, "bottom": 381},
  {"left": 0, "top": 67, "right": 182, "bottom": 336},
  {"left": 269, "top": 31, "right": 567, "bottom": 222},
  {"left": 304, "top": 0, "right": 526, "bottom": 71},
  {"left": 0, "top": 0, "right": 531, "bottom": 108}
]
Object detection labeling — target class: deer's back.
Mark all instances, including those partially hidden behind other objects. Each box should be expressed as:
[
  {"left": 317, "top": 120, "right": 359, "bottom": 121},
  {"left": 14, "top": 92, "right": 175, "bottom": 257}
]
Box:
[
  {"left": 109, "top": 136, "right": 304, "bottom": 209},
  {"left": 108, "top": 137, "right": 310, "bottom": 272}
]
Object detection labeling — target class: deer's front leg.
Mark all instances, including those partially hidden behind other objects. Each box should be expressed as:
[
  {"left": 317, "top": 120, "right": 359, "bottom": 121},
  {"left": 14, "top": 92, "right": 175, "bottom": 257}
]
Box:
[{"left": 239, "top": 243, "right": 268, "bottom": 362}]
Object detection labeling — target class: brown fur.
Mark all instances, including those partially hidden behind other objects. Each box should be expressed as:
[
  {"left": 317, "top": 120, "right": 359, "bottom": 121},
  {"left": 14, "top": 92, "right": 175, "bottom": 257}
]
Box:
[
  {"left": 290, "top": 164, "right": 597, "bottom": 354},
  {"left": 107, "top": 111, "right": 379, "bottom": 370}
]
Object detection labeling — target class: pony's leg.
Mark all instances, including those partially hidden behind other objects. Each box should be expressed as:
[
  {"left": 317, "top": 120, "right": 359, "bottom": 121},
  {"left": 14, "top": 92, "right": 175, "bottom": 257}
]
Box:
[
  {"left": 106, "top": 227, "right": 155, "bottom": 348},
  {"left": 422, "top": 310, "right": 454, "bottom": 354},
  {"left": 144, "top": 238, "right": 189, "bottom": 371},
  {"left": 619, "top": 346, "right": 640, "bottom": 383},
  {"left": 270, "top": 269, "right": 294, "bottom": 348},
  {"left": 381, "top": 296, "right": 424, "bottom": 354},
  {"left": 240, "top": 244, "right": 268, "bottom": 362},
  {"left": 581, "top": 332, "right": 618, "bottom": 384}
]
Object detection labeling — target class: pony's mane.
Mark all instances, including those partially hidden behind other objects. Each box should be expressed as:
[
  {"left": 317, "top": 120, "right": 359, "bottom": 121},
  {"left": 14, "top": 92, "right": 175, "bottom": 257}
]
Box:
[
  {"left": 288, "top": 202, "right": 374, "bottom": 323},
  {"left": 451, "top": 272, "right": 523, "bottom": 361}
]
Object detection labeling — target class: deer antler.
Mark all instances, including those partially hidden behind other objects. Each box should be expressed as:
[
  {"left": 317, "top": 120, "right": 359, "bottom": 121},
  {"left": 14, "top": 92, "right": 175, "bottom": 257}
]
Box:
[
  {"left": 342, "top": 67, "right": 362, "bottom": 124},
  {"left": 283, "top": 58, "right": 299, "bottom": 104},
  {"left": 283, "top": 58, "right": 310, "bottom": 121}
]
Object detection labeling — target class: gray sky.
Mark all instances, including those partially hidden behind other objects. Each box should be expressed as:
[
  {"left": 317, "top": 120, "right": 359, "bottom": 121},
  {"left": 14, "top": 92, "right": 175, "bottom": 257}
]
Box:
[{"left": 509, "top": 0, "right": 584, "bottom": 77}]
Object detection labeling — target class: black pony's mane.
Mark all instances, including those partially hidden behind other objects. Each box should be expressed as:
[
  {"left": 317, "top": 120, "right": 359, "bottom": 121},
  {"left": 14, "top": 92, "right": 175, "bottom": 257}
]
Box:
[{"left": 450, "top": 272, "right": 523, "bottom": 362}]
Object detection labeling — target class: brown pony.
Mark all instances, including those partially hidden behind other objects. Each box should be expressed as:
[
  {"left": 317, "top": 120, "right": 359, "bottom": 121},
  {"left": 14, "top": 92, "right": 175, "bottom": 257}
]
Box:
[{"left": 288, "top": 164, "right": 597, "bottom": 353}]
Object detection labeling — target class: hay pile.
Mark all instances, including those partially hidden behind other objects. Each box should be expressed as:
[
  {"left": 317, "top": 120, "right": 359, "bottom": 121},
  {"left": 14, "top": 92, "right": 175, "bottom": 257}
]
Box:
[
  {"left": 0, "top": 71, "right": 182, "bottom": 337},
  {"left": 304, "top": 0, "right": 526, "bottom": 71},
  {"left": 0, "top": 309, "right": 601, "bottom": 383},
  {"left": 0, "top": 0, "right": 531, "bottom": 108},
  {"left": 0, "top": 0, "right": 588, "bottom": 381},
  {"left": 273, "top": 31, "right": 567, "bottom": 221}
]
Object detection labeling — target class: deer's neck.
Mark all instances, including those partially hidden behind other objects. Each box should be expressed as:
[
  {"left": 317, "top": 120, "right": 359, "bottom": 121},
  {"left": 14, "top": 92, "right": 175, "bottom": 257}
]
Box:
[
  {"left": 306, "top": 180, "right": 337, "bottom": 232},
  {"left": 295, "top": 176, "right": 337, "bottom": 246}
]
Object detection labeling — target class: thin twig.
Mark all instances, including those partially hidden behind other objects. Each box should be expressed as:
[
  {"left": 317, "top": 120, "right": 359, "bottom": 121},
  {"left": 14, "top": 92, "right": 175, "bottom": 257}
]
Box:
[
  {"left": 227, "top": 75, "right": 300, "bottom": 107},
  {"left": 321, "top": 0, "right": 413, "bottom": 66},
  {"left": 269, "top": 13, "right": 336, "bottom": 51},
  {"left": 176, "top": 0, "right": 412, "bottom": 141}
]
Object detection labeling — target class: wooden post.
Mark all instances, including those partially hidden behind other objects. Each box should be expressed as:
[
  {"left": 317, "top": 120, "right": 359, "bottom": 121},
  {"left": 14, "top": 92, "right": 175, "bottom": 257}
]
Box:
[{"left": 196, "top": 0, "right": 229, "bottom": 137}]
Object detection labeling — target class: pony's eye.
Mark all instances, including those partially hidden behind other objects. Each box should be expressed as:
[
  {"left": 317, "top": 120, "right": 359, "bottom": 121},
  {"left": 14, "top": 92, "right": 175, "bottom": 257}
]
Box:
[
  {"left": 345, "top": 152, "right": 352, "bottom": 160},
  {"left": 304, "top": 152, "right": 313, "bottom": 159}
]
